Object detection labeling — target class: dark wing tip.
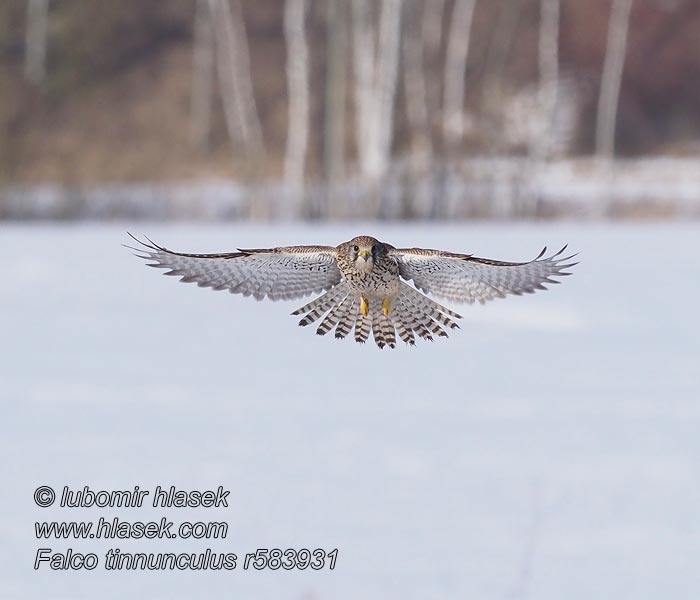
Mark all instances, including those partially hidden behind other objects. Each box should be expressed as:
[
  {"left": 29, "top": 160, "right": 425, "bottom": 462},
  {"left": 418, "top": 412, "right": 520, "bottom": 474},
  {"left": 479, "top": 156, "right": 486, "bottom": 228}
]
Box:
[
  {"left": 125, "top": 232, "right": 165, "bottom": 253},
  {"left": 537, "top": 245, "right": 577, "bottom": 263},
  {"left": 125, "top": 234, "right": 246, "bottom": 260},
  {"left": 124, "top": 233, "right": 160, "bottom": 261}
]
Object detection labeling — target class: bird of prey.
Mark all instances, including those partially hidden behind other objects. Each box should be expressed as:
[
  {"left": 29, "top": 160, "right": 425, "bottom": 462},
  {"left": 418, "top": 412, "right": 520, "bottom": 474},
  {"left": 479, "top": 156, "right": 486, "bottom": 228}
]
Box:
[{"left": 128, "top": 234, "right": 577, "bottom": 349}]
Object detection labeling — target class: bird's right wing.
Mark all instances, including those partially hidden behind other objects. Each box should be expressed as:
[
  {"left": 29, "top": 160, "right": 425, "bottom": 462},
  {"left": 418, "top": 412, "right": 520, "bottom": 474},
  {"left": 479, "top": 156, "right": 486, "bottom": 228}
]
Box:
[{"left": 127, "top": 234, "right": 342, "bottom": 301}]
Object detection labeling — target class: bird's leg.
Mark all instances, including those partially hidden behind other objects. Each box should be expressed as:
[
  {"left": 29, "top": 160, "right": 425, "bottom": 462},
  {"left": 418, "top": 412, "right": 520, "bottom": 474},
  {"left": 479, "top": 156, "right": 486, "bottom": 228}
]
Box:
[
  {"left": 382, "top": 297, "right": 391, "bottom": 316},
  {"left": 360, "top": 295, "right": 369, "bottom": 317}
]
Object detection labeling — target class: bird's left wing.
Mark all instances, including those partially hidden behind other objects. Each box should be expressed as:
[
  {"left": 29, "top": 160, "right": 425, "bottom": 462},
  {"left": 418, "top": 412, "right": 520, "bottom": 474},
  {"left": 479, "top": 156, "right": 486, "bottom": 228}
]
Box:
[
  {"left": 127, "top": 234, "right": 342, "bottom": 301},
  {"left": 389, "top": 245, "right": 577, "bottom": 304}
]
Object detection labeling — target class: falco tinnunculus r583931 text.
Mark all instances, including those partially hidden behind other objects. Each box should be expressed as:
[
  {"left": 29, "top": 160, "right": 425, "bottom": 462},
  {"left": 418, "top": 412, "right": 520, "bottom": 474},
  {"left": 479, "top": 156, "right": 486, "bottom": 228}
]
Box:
[{"left": 128, "top": 234, "right": 577, "bottom": 349}]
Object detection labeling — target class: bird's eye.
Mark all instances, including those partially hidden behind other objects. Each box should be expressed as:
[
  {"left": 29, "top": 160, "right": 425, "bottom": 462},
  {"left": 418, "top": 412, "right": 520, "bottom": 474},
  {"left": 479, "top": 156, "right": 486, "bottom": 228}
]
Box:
[{"left": 353, "top": 245, "right": 359, "bottom": 252}]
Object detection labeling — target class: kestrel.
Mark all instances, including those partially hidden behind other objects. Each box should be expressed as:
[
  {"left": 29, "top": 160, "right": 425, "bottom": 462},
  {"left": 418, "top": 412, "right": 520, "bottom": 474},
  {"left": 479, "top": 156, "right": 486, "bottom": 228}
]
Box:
[{"left": 127, "top": 234, "right": 577, "bottom": 349}]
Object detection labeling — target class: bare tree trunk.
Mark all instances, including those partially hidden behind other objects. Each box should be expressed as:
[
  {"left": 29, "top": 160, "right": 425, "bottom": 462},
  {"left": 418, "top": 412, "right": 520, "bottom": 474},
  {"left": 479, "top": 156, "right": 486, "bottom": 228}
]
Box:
[
  {"left": 209, "top": 0, "right": 266, "bottom": 161},
  {"left": 481, "top": 0, "right": 523, "bottom": 114},
  {"left": 352, "top": 0, "right": 375, "bottom": 177},
  {"left": 442, "top": 0, "right": 477, "bottom": 152},
  {"left": 539, "top": 0, "right": 559, "bottom": 92},
  {"left": 284, "top": 0, "right": 310, "bottom": 218},
  {"left": 226, "top": 0, "right": 265, "bottom": 158},
  {"left": 596, "top": 0, "right": 634, "bottom": 158},
  {"left": 323, "top": 0, "right": 348, "bottom": 218},
  {"left": 420, "top": 0, "right": 445, "bottom": 219},
  {"left": 376, "top": 0, "right": 403, "bottom": 172},
  {"left": 191, "top": 0, "right": 215, "bottom": 151},
  {"left": 352, "top": 0, "right": 403, "bottom": 184},
  {"left": 401, "top": 0, "right": 432, "bottom": 218},
  {"left": 421, "top": 0, "right": 444, "bottom": 117},
  {"left": 535, "top": 0, "right": 560, "bottom": 160},
  {"left": 403, "top": 0, "right": 431, "bottom": 163},
  {"left": 25, "top": 0, "right": 49, "bottom": 85},
  {"left": 210, "top": 0, "right": 244, "bottom": 153}
]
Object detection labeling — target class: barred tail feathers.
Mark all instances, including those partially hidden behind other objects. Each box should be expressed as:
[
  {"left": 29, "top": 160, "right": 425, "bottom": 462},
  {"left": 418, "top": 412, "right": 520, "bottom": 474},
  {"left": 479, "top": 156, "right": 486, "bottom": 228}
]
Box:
[
  {"left": 392, "top": 284, "right": 462, "bottom": 343},
  {"left": 354, "top": 312, "right": 371, "bottom": 343},
  {"left": 334, "top": 297, "right": 358, "bottom": 339},
  {"left": 371, "top": 306, "right": 397, "bottom": 349},
  {"left": 293, "top": 282, "right": 461, "bottom": 348},
  {"left": 316, "top": 291, "right": 352, "bottom": 336},
  {"left": 293, "top": 284, "right": 348, "bottom": 326}
]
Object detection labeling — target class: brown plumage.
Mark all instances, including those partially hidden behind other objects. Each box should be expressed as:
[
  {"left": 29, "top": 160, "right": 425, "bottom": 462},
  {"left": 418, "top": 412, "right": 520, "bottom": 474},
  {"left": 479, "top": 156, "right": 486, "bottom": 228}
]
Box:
[{"left": 127, "top": 233, "right": 578, "bottom": 349}]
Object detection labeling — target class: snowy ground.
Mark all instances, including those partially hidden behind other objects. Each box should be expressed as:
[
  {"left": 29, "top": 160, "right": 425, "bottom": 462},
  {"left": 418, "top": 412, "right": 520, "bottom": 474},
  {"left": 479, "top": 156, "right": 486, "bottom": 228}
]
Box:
[{"left": 1, "top": 222, "right": 699, "bottom": 600}]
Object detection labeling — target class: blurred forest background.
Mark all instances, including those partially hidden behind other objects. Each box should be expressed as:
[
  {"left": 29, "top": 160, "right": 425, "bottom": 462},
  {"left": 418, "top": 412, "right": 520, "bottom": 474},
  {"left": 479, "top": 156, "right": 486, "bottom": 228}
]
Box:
[{"left": 1, "top": 0, "right": 699, "bottom": 220}]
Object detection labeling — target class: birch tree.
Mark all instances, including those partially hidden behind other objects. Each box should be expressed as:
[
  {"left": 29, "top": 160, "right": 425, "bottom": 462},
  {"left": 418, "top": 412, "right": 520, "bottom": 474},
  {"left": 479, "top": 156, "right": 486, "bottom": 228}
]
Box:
[
  {"left": 284, "top": 0, "right": 310, "bottom": 216},
  {"left": 352, "top": 0, "right": 403, "bottom": 181},
  {"left": 536, "top": 0, "right": 560, "bottom": 159},
  {"left": 191, "top": 0, "right": 215, "bottom": 151},
  {"left": 442, "top": 0, "right": 477, "bottom": 151},
  {"left": 402, "top": 0, "right": 431, "bottom": 164},
  {"left": 323, "top": 0, "right": 348, "bottom": 216},
  {"left": 539, "top": 0, "right": 559, "bottom": 95},
  {"left": 421, "top": 0, "right": 444, "bottom": 120},
  {"left": 209, "top": 0, "right": 265, "bottom": 160},
  {"left": 25, "top": 0, "right": 49, "bottom": 85},
  {"left": 596, "top": 0, "right": 634, "bottom": 158},
  {"left": 506, "top": 0, "right": 575, "bottom": 160},
  {"left": 481, "top": 0, "right": 522, "bottom": 112}
]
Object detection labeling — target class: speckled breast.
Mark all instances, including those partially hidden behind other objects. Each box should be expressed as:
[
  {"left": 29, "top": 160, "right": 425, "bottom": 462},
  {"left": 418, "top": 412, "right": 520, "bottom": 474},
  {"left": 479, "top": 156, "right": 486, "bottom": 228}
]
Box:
[{"left": 342, "top": 258, "right": 400, "bottom": 299}]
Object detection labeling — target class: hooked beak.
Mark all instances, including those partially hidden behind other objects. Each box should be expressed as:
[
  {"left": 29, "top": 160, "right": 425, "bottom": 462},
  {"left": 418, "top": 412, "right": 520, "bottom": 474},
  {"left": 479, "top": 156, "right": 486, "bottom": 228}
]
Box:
[{"left": 359, "top": 249, "right": 371, "bottom": 261}]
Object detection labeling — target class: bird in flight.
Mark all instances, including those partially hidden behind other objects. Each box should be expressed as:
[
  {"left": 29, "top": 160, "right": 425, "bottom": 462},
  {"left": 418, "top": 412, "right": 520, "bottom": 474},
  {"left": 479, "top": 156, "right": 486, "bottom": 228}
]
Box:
[{"left": 128, "top": 234, "right": 577, "bottom": 349}]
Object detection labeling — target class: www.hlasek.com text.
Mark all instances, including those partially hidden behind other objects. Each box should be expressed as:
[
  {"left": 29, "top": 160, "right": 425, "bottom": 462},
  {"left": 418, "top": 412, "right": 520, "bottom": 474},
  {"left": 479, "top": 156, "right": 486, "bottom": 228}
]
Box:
[{"left": 35, "top": 517, "right": 228, "bottom": 540}]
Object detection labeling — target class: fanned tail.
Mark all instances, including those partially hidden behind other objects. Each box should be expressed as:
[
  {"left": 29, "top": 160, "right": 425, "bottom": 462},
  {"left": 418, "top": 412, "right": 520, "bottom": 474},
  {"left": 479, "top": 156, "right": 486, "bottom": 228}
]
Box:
[
  {"left": 316, "top": 291, "right": 352, "bottom": 336},
  {"left": 392, "top": 284, "right": 461, "bottom": 343},
  {"left": 293, "top": 284, "right": 348, "bottom": 326},
  {"left": 371, "top": 306, "right": 396, "bottom": 350},
  {"left": 292, "top": 282, "right": 461, "bottom": 348},
  {"left": 393, "top": 302, "right": 416, "bottom": 346},
  {"left": 335, "top": 297, "right": 358, "bottom": 339},
  {"left": 354, "top": 312, "right": 371, "bottom": 344},
  {"left": 395, "top": 294, "right": 430, "bottom": 341}
]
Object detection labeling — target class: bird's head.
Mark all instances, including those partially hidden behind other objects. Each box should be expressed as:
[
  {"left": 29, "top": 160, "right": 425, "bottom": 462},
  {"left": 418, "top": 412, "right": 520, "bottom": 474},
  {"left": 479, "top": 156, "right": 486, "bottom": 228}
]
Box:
[{"left": 345, "top": 235, "right": 380, "bottom": 273}]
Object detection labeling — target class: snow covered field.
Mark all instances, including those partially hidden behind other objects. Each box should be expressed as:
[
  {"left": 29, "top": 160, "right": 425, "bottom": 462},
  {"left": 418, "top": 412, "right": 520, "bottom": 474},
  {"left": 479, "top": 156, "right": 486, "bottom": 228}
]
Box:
[{"left": 1, "top": 222, "right": 699, "bottom": 599}]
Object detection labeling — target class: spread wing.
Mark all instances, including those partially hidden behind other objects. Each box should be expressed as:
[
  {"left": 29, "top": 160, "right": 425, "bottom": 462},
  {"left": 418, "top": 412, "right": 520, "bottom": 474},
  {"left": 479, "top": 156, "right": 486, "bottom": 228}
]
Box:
[
  {"left": 389, "top": 245, "right": 577, "bottom": 304},
  {"left": 127, "top": 234, "right": 342, "bottom": 301}
]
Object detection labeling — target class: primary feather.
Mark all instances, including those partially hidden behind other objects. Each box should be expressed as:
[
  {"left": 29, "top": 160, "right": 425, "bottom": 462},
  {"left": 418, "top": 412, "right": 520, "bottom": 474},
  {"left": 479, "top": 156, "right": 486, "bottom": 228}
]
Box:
[{"left": 128, "top": 234, "right": 577, "bottom": 349}]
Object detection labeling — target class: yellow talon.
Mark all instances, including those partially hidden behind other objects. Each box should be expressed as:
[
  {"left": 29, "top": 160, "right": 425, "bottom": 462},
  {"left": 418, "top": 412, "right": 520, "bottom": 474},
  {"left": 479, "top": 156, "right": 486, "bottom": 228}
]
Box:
[
  {"left": 382, "top": 298, "right": 390, "bottom": 316},
  {"left": 360, "top": 296, "right": 369, "bottom": 317}
]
